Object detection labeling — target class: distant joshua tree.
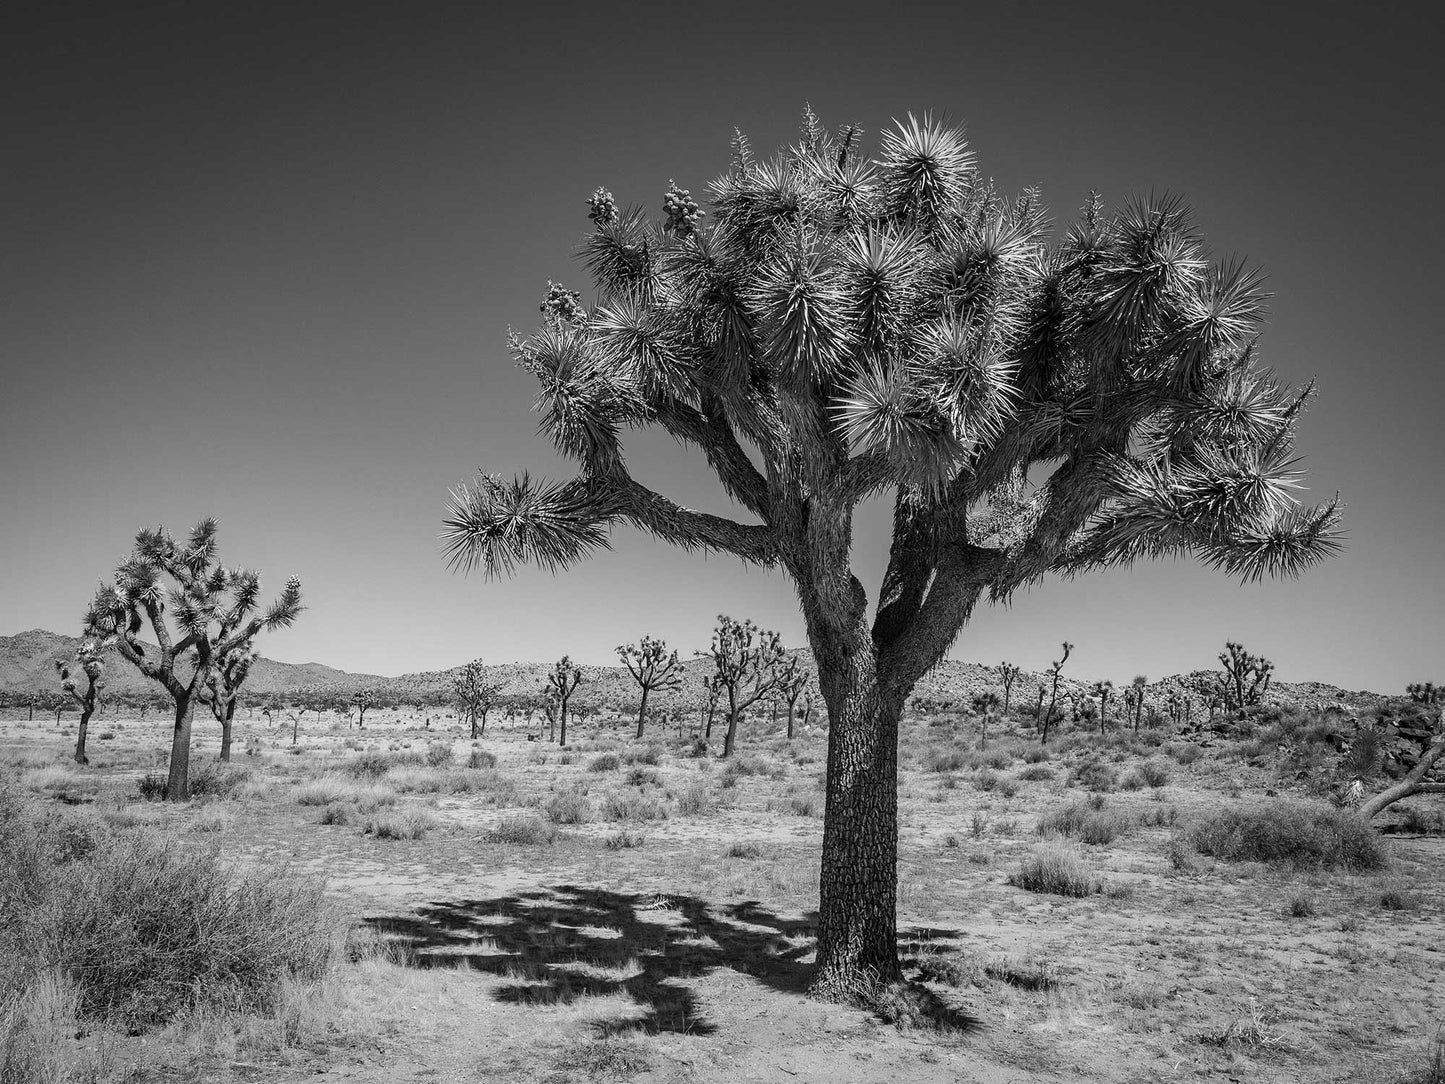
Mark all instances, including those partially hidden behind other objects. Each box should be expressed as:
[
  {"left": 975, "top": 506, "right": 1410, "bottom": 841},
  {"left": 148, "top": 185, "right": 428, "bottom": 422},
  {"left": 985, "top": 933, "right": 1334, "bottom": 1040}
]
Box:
[
  {"left": 351, "top": 689, "right": 377, "bottom": 729},
  {"left": 55, "top": 641, "right": 106, "bottom": 764},
  {"left": 453, "top": 659, "right": 503, "bottom": 738},
  {"left": 546, "top": 656, "right": 584, "bottom": 746},
  {"left": 702, "top": 615, "right": 788, "bottom": 758},
  {"left": 1219, "top": 642, "right": 1273, "bottom": 712},
  {"left": 699, "top": 673, "right": 724, "bottom": 739},
  {"left": 84, "top": 519, "right": 302, "bottom": 801},
  {"left": 997, "top": 663, "right": 1022, "bottom": 714},
  {"left": 616, "top": 636, "right": 683, "bottom": 738},
  {"left": 1040, "top": 643, "right": 1073, "bottom": 744},
  {"left": 779, "top": 661, "right": 811, "bottom": 739},
  {"left": 1130, "top": 675, "right": 1148, "bottom": 732},
  {"left": 971, "top": 691, "right": 1000, "bottom": 748},
  {"left": 1406, "top": 682, "right": 1441, "bottom": 705},
  {"left": 199, "top": 645, "right": 256, "bottom": 761},
  {"left": 1091, "top": 680, "right": 1114, "bottom": 735}
]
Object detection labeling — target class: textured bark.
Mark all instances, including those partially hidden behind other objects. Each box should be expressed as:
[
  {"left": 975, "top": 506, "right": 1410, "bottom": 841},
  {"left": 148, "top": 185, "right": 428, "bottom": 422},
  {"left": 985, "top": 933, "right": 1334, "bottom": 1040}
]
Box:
[
  {"left": 811, "top": 643, "right": 903, "bottom": 996},
  {"left": 219, "top": 701, "right": 236, "bottom": 762},
  {"left": 1361, "top": 734, "right": 1445, "bottom": 819},
  {"left": 74, "top": 705, "right": 93, "bottom": 765},
  {"left": 635, "top": 687, "right": 650, "bottom": 739},
  {"left": 165, "top": 698, "right": 194, "bottom": 802}
]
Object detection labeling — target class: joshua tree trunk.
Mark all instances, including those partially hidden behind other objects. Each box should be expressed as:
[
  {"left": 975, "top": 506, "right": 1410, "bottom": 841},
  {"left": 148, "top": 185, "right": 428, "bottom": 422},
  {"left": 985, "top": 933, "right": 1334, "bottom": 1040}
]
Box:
[
  {"left": 1360, "top": 734, "right": 1445, "bottom": 820},
  {"left": 810, "top": 636, "right": 902, "bottom": 996},
  {"left": 635, "top": 686, "right": 650, "bottom": 739},
  {"left": 787, "top": 702, "right": 796, "bottom": 740},
  {"left": 705, "top": 701, "right": 716, "bottom": 740},
  {"left": 219, "top": 701, "right": 236, "bottom": 762},
  {"left": 166, "top": 696, "right": 195, "bottom": 801},
  {"left": 722, "top": 690, "right": 740, "bottom": 758},
  {"left": 74, "top": 704, "right": 94, "bottom": 765}
]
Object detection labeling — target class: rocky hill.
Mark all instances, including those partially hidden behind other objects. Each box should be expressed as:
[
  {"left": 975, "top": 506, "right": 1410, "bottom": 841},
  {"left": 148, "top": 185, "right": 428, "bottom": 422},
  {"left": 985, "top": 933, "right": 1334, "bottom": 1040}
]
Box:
[{"left": 0, "top": 629, "right": 1389, "bottom": 715}]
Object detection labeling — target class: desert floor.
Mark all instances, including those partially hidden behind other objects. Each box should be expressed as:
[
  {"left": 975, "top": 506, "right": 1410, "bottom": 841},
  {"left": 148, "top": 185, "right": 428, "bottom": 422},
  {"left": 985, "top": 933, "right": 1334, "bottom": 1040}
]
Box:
[{"left": 3, "top": 707, "right": 1442, "bottom": 1083}]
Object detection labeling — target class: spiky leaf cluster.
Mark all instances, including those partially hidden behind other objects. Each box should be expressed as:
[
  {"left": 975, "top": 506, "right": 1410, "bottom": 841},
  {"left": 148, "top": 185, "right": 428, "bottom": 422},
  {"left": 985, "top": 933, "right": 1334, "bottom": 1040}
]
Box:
[{"left": 444, "top": 108, "right": 1340, "bottom": 689}]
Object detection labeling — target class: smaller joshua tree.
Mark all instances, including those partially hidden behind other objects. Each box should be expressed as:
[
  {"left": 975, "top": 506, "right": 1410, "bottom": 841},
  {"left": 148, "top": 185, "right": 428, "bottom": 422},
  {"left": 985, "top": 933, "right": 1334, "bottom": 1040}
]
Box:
[
  {"left": 702, "top": 615, "right": 788, "bottom": 758},
  {"left": 1406, "top": 682, "right": 1442, "bottom": 705},
  {"left": 199, "top": 645, "right": 256, "bottom": 761},
  {"left": 1219, "top": 642, "right": 1273, "bottom": 713},
  {"left": 453, "top": 659, "right": 503, "bottom": 739},
  {"left": 55, "top": 641, "right": 106, "bottom": 764},
  {"left": 971, "top": 691, "right": 1000, "bottom": 749},
  {"left": 779, "top": 661, "right": 811, "bottom": 739},
  {"left": 1040, "top": 643, "right": 1073, "bottom": 744},
  {"left": 997, "top": 663, "right": 1022, "bottom": 714},
  {"left": 84, "top": 519, "right": 303, "bottom": 801},
  {"left": 546, "top": 656, "right": 584, "bottom": 746},
  {"left": 616, "top": 636, "right": 683, "bottom": 738},
  {"left": 699, "top": 673, "right": 724, "bottom": 739},
  {"left": 1130, "top": 675, "right": 1148, "bottom": 732},
  {"left": 351, "top": 689, "right": 377, "bottom": 729},
  {"left": 1091, "top": 680, "right": 1115, "bottom": 735}
]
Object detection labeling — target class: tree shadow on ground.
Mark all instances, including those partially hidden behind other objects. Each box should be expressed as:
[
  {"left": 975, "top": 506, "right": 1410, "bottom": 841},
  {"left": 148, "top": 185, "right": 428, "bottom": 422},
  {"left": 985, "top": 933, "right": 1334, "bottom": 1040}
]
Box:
[{"left": 364, "top": 886, "right": 978, "bottom": 1036}]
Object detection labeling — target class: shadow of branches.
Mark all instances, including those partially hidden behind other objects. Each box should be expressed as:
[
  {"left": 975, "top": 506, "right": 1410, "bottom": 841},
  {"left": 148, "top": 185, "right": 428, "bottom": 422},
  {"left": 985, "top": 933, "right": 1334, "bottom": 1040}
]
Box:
[{"left": 364, "top": 886, "right": 971, "bottom": 1035}]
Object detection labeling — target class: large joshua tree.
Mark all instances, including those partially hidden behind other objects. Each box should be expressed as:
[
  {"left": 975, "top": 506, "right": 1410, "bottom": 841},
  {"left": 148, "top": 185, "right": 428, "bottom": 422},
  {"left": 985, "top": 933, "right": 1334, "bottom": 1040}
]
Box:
[
  {"left": 616, "top": 635, "right": 683, "bottom": 738},
  {"left": 84, "top": 519, "right": 303, "bottom": 800},
  {"left": 441, "top": 109, "right": 1341, "bottom": 998}
]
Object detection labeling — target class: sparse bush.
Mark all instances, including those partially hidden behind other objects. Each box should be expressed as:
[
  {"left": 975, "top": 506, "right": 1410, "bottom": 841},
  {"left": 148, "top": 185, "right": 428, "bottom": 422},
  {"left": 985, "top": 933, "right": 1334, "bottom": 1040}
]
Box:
[
  {"left": 319, "top": 803, "right": 351, "bottom": 826},
  {"left": 600, "top": 790, "right": 668, "bottom": 822},
  {"left": 1164, "top": 742, "right": 1203, "bottom": 765},
  {"left": 1122, "top": 760, "right": 1171, "bottom": 790},
  {"left": 624, "top": 747, "right": 661, "bottom": 766},
  {"left": 1008, "top": 841, "right": 1100, "bottom": 897},
  {"left": 185, "top": 761, "right": 252, "bottom": 800},
  {"left": 425, "top": 743, "right": 455, "bottom": 768},
  {"left": 674, "top": 782, "right": 712, "bottom": 816},
  {"left": 544, "top": 790, "right": 593, "bottom": 824},
  {"left": 347, "top": 751, "right": 393, "bottom": 779},
  {"left": 362, "top": 808, "right": 436, "bottom": 841},
  {"left": 726, "top": 841, "right": 764, "bottom": 859},
  {"left": 137, "top": 772, "right": 167, "bottom": 801},
  {"left": 1018, "top": 765, "right": 1056, "bottom": 782},
  {"left": 1380, "top": 888, "right": 1419, "bottom": 911},
  {"left": 488, "top": 814, "right": 559, "bottom": 845},
  {"left": 603, "top": 830, "right": 644, "bottom": 850},
  {"left": 788, "top": 794, "right": 818, "bottom": 817},
  {"left": 1188, "top": 800, "right": 1387, "bottom": 871},
  {"left": 1022, "top": 746, "right": 1051, "bottom": 764},
  {"left": 589, "top": 752, "right": 622, "bottom": 772},
  {"left": 467, "top": 749, "right": 498, "bottom": 770},
  {"left": 1068, "top": 760, "right": 1119, "bottom": 792},
  {"left": 926, "top": 749, "right": 968, "bottom": 773},
  {"left": 1287, "top": 892, "right": 1317, "bottom": 918},
  {"left": 625, "top": 766, "right": 660, "bottom": 787},
  {"left": 1037, "top": 800, "right": 1133, "bottom": 846},
  {"left": 916, "top": 950, "right": 983, "bottom": 988}
]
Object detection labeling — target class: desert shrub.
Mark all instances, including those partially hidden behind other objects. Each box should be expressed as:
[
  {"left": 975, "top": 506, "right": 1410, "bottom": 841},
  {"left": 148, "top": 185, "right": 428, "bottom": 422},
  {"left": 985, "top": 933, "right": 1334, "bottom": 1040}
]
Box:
[
  {"left": 185, "top": 762, "right": 252, "bottom": 800},
  {"left": 589, "top": 752, "right": 622, "bottom": 773},
  {"left": 1037, "top": 800, "right": 1133, "bottom": 846},
  {"left": 1380, "top": 888, "right": 1419, "bottom": 911},
  {"left": 1017, "top": 765, "right": 1056, "bottom": 782},
  {"left": 603, "top": 830, "right": 644, "bottom": 850},
  {"left": 1122, "top": 760, "right": 1171, "bottom": 790},
  {"left": 488, "top": 814, "right": 558, "bottom": 845},
  {"left": 1021, "top": 746, "right": 1050, "bottom": 764},
  {"left": 1398, "top": 805, "right": 1445, "bottom": 835},
  {"left": 425, "top": 743, "right": 455, "bottom": 768},
  {"left": 926, "top": 749, "right": 968, "bottom": 773},
  {"left": 1287, "top": 892, "right": 1317, "bottom": 917},
  {"left": 347, "top": 751, "right": 393, "bottom": 779},
  {"left": 601, "top": 791, "right": 668, "bottom": 822},
  {"left": 625, "top": 767, "right": 660, "bottom": 787},
  {"left": 319, "top": 803, "right": 351, "bottom": 826},
  {"left": 1187, "top": 800, "right": 1387, "bottom": 871},
  {"left": 1164, "top": 742, "right": 1203, "bottom": 765},
  {"left": 1068, "top": 759, "right": 1119, "bottom": 792},
  {"left": 974, "top": 749, "right": 1014, "bottom": 771},
  {"left": 996, "top": 777, "right": 1020, "bottom": 799},
  {"left": 975, "top": 769, "right": 1000, "bottom": 792},
  {"left": 467, "top": 749, "right": 497, "bottom": 770},
  {"left": 0, "top": 787, "right": 333, "bottom": 1028},
  {"left": 1138, "top": 803, "right": 1180, "bottom": 828},
  {"left": 362, "top": 808, "right": 436, "bottom": 841},
  {"left": 544, "top": 790, "right": 593, "bottom": 825},
  {"left": 1008, "top": 842, "right": 1100, "bottom": 897},
  {"left": 624, "top": 747, "right": 661, "bottom": 766},
  {"left": 916, "top": 950, "right": 984, "bottom": 988},
  {"left": 295, "top": 776, "right": 364, "bottom": 806},
  {"left": 674, "top": 782, "right": 712, "bottom": 816},
  {"left": 137, "top": 772, "right": 167, "bottom": 802},
  {"left": 725, "top": 841, "right": 764, "bottom": 859},
  {"left": 787, "top": 794, "right": 817, "bottom": 817}
]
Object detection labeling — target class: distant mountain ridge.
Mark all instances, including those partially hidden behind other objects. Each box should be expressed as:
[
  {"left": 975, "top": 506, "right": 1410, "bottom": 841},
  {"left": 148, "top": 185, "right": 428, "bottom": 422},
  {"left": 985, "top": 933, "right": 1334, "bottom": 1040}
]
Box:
[{"left": 0, "top": 629, "right": 1390, "bottom": 714}]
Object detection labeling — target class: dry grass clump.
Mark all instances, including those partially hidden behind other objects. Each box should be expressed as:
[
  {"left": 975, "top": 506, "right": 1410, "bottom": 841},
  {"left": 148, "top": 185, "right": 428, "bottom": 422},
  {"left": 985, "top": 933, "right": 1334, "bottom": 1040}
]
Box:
[
  {"left": 544, "top": 790, "right": 593, "bottom": 824},
  {"left": 294, "top": 776, "right": 397, "bottom": 809},
  {"left": 186, "top": 762, "right": 252, "bottom": 800},
  {"left": 425, "top": 743, "right": 455, "bottom": 768},
  {"left": 361, "top": 807, "right": 436, "bottom": 841},
  {"left": 603, "top": 830, "right": 645, "bottom": 850},
  {"left": 19, "top": 764, "right": 94, "bottom": 798},
  {"left": 0, "top": 780, "right": 335, "bottom": 1030},
  {"left": 673, "top": 781, "right": 712, "bottom": 816},
  {"left": 487, "top": 814, "right": 559, "bottom": 845},
  {"left": 600, "top": 790, "right": 669, "bottom": 822},
  {"left": 1187, "top": 800, "right": 1387, "bottom": 871},
  {"left": 1122, "top": 760, "right": 1171, "bottom": 789},
  {"left": 0, "top": 971, "right": 111, "bottom": 1084},
  {"left": 1008, "top": 841, "right": 1101, "bottom": 897},
  {"left": 588, "top": 752, "right": 622, "bottom": 772},
  {"left": 1017, "top": 764, "right": 1056, "bottom": 782},
  {"left": 467, "top": 748, "right": 497, "bottom": 770},
  {"left": 719, "top": 753, "right": 781, "bottom": 786},
  {"left": 925, "top": 749, "right": 968, "bottom": 773},
  {"left": 1037, "top": 799, "right": 1134, "bottom": 845},
  {"left": 549, "top": 1033, "right": 656, "bottom": 1081},
  {"left": 1067, "top": 759, "right": 1119, "bottom": 792}
]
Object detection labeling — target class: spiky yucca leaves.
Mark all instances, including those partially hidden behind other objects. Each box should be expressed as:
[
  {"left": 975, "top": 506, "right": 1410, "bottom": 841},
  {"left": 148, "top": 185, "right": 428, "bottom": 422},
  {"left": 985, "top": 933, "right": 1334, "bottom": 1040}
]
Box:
[
  {"left": 443, "top": 108, "right": 1342, "bottom": 999},
  {"left": 83, "top": 520, "right": 304, "bottom": 798}
]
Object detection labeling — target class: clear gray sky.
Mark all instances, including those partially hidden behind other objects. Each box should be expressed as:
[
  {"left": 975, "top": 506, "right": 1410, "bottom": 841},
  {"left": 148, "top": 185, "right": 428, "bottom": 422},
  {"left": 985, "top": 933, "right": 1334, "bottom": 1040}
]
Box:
[{"left": 2, "top": 1, "right": 1440, "bottom": 691}]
